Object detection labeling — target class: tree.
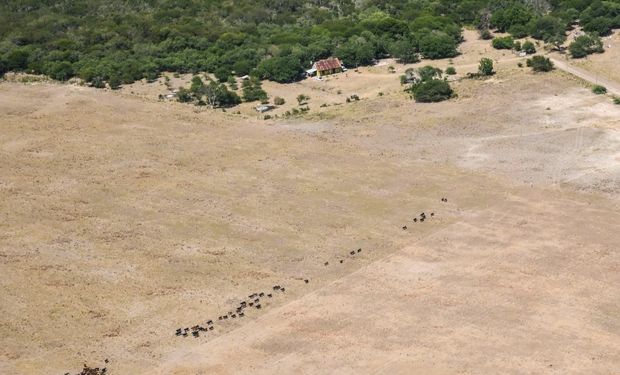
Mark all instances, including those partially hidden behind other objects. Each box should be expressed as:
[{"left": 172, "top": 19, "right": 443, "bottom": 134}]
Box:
[
  {"left": 416, "top": 66, "right": 443, "bottom": 82},
  {"left": 569, "top": 34, "right": 604, "bottom": 58},
  {"left": 445, "top": 66, "right": 456, "bottom": 75},
  {"left": 0, "top": 58, "right": 6, "bottom": 78},
  {"left": 388, "top": 38, "right": 420, "bottom": 64},
  {"left": 529, "top": 16, "right": 566, "bottom": 47},
  {"left": 214, "top": 67, "right": 231, "bottom": 83},
  {"left": 492, "top": 36, "right": 514, "bottom": 50},
  {"left": 204, "top": 81, "right": 241, "bottom": 108},
  {"left": 177, "top": 87, "right": 193, "bottom": 103},
  {"left": 335, "top": 36, "right": 376, "bottom": 67},
  {"left": 46, "top": 61, "right": 74, "bottom": 81},
  {"left": 418, "top": 31, "right": 459, "bottom": 59},
  {"left": 256, "top": 56, "right": 304, "bottom": 83},
  {"left": 411, "top": 79, "right": 453, "bottom": 102},
  {"left": 526, "top": 55, "right": 554, "bottom": 72},
  {"left": 478, "top": 58, "right": 494, "bottom": 76}
]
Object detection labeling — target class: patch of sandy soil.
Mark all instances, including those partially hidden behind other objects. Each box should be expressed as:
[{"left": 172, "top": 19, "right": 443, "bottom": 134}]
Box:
[{"left": 1, "top": 32, "right": 619, "bottom": 375}]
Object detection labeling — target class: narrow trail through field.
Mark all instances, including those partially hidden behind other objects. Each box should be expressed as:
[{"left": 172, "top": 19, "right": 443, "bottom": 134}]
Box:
[{"left": 550, "top": 57, "right": 620, "bottom": 96}]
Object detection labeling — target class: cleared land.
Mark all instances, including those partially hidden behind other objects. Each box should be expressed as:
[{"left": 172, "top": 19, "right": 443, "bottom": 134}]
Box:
[{"left": 1, "top": 32, "right": 620, "bottom": 375}]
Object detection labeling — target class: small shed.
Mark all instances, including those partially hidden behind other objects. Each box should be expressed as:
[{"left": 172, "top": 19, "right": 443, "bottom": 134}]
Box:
[{"left": 311, "top": 58, "right": 344, "bottom": 77}]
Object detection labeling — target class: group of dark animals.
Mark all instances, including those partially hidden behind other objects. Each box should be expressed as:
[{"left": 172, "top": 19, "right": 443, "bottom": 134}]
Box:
[
  {"left": 402, "top": 197, "right": 447, "bottom": 230},
  {"left": 65, "top": 198, "right": 448, "bottom": 374},
  {"left": 175, "top": 285, "right": 288, "bottom": 339},
  {"left": 64, "top": 359, "right": 108, "bottom": 375}
]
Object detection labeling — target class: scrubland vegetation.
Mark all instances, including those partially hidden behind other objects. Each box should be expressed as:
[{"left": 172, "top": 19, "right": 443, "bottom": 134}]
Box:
[{"left": 1, "top": 0, "right": 619, "bottom": 88}]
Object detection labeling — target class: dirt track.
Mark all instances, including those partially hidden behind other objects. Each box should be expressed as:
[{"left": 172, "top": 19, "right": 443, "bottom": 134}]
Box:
[
  {"left": 1, "top": 39, "right": 620, "bottom": 375},
  {"left": 551, "top": 57, "right": 620, "bottom": 96}
]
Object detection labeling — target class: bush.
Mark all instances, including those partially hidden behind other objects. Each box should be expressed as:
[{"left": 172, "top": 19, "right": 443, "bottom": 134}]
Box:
[
  {"left": 492, "top": 36, "right": 514, "bottom": 50},
  {"left": 526, "top": 56, "right": 554, "bottom": 72},
  {"left": 592, "top": 85, "right": 607, "bottom": 95},
  {"left": 522, "top": 41, "right": 536, "bottom": 54},
  {"left": 108, "top": 76, "right": 122, "bottom": 90},
  {"left": 513, "top": 41, "right": 522, "bottom": 51},
  {"left": 613, "top": 96, "right": 620, "bottom": 105},
  {"left": 411, "top": 79, "right": 453, "bottom": 102},
  {"left": 478, "top": 58, "right": 494, "bottom": 76},
  {"left": 274, "top": 96, "right": 285, "bottom": 105},
  {"left": 296, "top": 94, "right": 309, "bottom": 105},
  {"left": 445, "top": 66, "right": 456, "bottom": 75},
  {"left": 569, "top": 34, "right": 604, "bottom": 59},
  {"left": 479, "top": 29, "right": 493, "bottom": 40}
]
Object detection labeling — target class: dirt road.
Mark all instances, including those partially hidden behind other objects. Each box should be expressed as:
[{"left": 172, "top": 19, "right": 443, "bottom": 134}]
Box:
[{"left": 550, "top": 57, "right": 620, "bottom": 96}]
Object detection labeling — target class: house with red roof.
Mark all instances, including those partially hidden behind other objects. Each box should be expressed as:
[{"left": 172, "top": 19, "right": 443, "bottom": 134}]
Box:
[{"left": 308, "top": 58, "right": 344, "bottom": 77}]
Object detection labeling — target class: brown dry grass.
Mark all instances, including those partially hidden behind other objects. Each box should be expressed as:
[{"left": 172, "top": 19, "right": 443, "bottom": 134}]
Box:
[{"left": 1, "top": 32, "right": 619, "bottom": 375}]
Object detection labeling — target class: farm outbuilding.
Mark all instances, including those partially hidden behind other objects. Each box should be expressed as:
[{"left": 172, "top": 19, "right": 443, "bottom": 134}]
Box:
[{"left": 310, "top": 58, "right": 344, "bottom": 77}]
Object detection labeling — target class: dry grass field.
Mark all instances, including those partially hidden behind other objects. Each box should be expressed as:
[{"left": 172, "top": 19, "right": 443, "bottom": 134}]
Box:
[{"left": 1, "top": 31, "right": 619, "bottom": 375}]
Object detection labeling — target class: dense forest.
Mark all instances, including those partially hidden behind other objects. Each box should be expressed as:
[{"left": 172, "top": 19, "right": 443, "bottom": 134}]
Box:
[{"left": 0, "top": 0, "right": 618, "bottom": 87}]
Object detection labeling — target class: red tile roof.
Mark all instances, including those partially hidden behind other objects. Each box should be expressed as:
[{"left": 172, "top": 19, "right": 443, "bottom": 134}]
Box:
[{"left": 315, "top": 58, "right": 342, "bottom": 71}]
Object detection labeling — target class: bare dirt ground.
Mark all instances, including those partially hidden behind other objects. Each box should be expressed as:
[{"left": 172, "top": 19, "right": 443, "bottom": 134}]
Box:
[{"left": 1, "top": 31, "right": 620, "bottom": 375}]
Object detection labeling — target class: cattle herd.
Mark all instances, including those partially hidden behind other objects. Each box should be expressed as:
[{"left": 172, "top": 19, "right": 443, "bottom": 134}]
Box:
[{"left": 64, "top": 198, "right": 448, "bottom": 374}]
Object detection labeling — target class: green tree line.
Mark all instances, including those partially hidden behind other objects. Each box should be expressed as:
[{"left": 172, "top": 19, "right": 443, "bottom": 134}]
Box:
[{"left": 0, "top": 0, "right": 617, "bottom": 86}]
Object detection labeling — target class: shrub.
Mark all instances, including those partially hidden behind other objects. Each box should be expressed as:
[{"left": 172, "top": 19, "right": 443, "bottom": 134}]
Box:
[
  {"left": 242, "top": 78, "right": 268, "bottom": 102},
  {"left": 478, "top": 58, "right": 494, "bottom": 76},
  {"left": 445, "top": 66, "right": 456, "bottom": 75},
  {"left": 592, "top": 85, "right": 607, "bottom": 95},
  {"left": 526, "top": 56, "right": 554, "bottom": 72},
  {"left": 513, "top": 41, "right": 522, "bottom": 51},
  {"left": 569, "top": 34, "right": 604, "bottom": 59},
  {"left": 274, "top": 96, "right": 285, "bottom": 105},
  {"left": 613, "top": 96, "right": 620, "bottom": 105},
  {"left": 108, "top": 76, "right": 122, "bottom": 89},
  {"left": 177, "top": 87, "right": 193, "bottom": 102},
  {"left": 522, "top": 41, "right": 536, "bottom": 54},
  {"left": 492, "top": 36, "right": 514, "bottom": 50},
  {"left": 479, "top": 29, "right": 493, "bottom": 40},
  {"left": 411, "top": 79, "right": 453, "bottom": 103},
  {"left": 296, "top": 94, "right": 309, "bottom": 105}
]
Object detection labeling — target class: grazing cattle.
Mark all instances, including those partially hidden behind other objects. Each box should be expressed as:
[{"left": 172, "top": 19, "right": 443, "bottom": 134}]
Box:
[
  {"left": 192, "top": 331, "right": 199, "bottom": 337},
  {"left": 249, "top": 302, "right": 254, "bottom": 307},
  {"left": 420, "top": 218, "right": 425, "bottom": 222},
  {"left": 324, "top": 261, "right": 329, "bottom": 266},
  {"left": 182, "top": 332, "right": 188, "bottom": 337},
  {"left": 223, "top": 316, "right": 228, "bottom": 319},
  {"left": 267, "top": 293, "right": 272, "bottom": 298},
  {"left": 402, "top": 226, "right": 407, "bottom": 230},
  {"left": 340, "top": 260, "right": 344, "bottom": 263},
  {"left": 413, "top": 218, "right": 417, "bottom": 222},
  {"left": 304, "top": 279, "right": 309, "bottom": 283},
  {"left": 240, "top": 301, "right": 246, "bottom": 306},
  {"left": 209, "top": 326, "right": 214, "bottom": 330},
  {"left": 350, "top": 250, "right": 355, "bottom": 255},
  {"left": 239, "top": 312, "right": 245, "bottom": 317},
  {"left": 357, "top": 248, "right": 361, "bottom": 253},
  {"left": 281, "top": 287, "right": 286, "bottom": 292},
  {"left": 273, "top": 285, "right": 281, "bottom": 290},
  {"left": 207, "top": 320, "right": 213, "bottom": 325},
  {"left": 176, "top": 328, "right": 182, "bottom": 336},
  {"left": 259, "top": 292, "right": 265, "bottom": 297},
  {"left": 231, "top": 314, "right": 236, "bottom": 318},
  {"left": 256, "top": 304, "right": 262, "bottom": 309},
  {"left": 104, "top": 359, "right": 109, "bottom": 364},
  {"left": 254, "top": 298, "right": 260, "bottom": 303},
  {"left": 218, "top": 316, "right": 223, "bottom": 320}
]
